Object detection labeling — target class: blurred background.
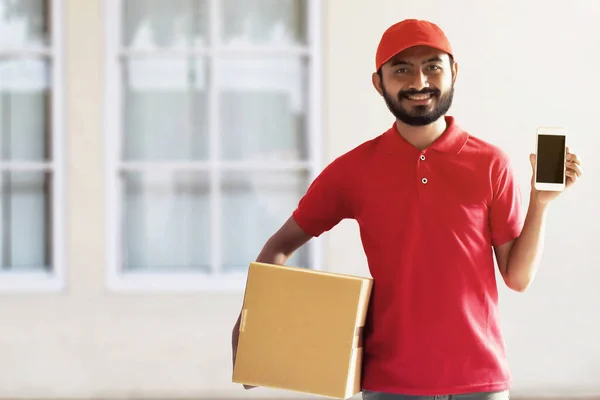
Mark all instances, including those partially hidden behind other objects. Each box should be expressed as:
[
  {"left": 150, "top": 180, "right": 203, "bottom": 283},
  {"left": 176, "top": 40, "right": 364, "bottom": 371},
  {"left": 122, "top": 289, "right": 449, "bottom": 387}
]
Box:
[{"left": 0, "top": 0, "right": 598, "bottom": 399}]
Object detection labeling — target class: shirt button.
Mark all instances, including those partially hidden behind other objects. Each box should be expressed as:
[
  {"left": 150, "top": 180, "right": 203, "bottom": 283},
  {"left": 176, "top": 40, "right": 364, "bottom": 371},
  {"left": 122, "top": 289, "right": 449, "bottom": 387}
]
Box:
[
  {"left": 422, "top": 177, "right": 428, "bottom": 184},
  {"left": 420, "top": 154, "right": 426, "bottom": 161}
]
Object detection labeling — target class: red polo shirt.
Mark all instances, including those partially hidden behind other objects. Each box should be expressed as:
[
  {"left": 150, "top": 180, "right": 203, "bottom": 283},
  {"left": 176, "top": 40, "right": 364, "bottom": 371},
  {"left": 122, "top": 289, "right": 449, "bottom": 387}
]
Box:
[{"left": 291, "top": 116, "right": 524, "bottom": 396}]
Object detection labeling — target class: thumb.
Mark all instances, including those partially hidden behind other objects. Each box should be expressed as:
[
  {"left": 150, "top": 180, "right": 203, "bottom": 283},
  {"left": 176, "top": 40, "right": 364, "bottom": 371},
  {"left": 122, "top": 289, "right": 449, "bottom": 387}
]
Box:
[{"left": 529, "top": 153, "right": 536, "bottom": 170}]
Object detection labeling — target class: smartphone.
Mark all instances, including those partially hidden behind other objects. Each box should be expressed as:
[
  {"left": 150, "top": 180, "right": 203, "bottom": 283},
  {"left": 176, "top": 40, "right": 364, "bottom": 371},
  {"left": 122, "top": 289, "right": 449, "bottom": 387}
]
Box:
[{"left": 534, "top": 127, "right": 567, "bottom": 191}]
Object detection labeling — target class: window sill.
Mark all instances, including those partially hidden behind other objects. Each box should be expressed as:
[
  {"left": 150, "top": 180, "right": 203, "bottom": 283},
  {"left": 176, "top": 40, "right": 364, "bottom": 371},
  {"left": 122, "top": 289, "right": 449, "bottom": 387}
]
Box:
[{"left": 0, "top": 271, "right": 65, "bottom": 293}]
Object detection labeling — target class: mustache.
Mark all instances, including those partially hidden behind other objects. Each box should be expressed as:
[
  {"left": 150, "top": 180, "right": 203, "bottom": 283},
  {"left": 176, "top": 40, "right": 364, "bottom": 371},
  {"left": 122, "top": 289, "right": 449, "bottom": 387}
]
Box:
[{"left": 398, "top": 88, "right": 440, "bottom": 99}]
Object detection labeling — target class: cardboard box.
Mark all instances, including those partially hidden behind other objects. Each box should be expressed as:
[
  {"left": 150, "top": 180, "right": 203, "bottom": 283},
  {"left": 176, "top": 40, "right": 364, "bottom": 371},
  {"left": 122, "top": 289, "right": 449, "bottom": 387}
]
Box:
[{"left": 232, "top": 262, "right": 373, "bottom": 399}]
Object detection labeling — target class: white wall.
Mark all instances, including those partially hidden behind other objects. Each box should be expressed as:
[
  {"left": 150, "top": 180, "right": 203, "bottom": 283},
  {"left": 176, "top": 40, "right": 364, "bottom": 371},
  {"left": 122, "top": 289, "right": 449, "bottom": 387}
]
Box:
[
  {"left": 0, "top": 0, "right": 597, "bottom": 399},
  {"left": 325, "top": 0, "right": 600, "bottom": 398}
]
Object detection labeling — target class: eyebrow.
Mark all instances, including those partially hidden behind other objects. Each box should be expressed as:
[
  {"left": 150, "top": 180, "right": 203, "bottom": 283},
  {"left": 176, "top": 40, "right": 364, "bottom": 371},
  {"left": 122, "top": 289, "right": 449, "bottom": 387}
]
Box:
[{"left": 390, "top": 56, "right": 444, "bottom": 67}]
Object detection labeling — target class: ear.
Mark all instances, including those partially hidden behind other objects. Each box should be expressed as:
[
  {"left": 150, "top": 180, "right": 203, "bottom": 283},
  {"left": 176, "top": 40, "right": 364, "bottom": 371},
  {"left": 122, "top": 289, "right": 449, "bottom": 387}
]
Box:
[
  {"left": 451, "top": 60, "right": 459, "bottom": 84},
  {"left": 372, "top": 72, "right": 384, "bottom": 96}
]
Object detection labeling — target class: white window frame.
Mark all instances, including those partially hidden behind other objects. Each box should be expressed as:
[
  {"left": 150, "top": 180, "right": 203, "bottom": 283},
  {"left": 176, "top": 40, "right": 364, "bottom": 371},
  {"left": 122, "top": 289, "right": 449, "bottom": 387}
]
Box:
[
  {"left": 104, "top": 0, "right": 323, "bottom": 292},
  {"left": 0, "top": 0, "right": 66, "bottom": 292}
]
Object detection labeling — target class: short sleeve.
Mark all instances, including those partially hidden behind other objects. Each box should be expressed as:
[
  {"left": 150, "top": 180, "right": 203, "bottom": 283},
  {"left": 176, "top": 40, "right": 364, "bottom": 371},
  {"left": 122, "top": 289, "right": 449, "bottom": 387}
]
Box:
[
  {"left": 292, "top": 157, "right": 353, "bottom": 238},
  {"left": 489, "top": 154, "right": 524, "bottom": 247}
]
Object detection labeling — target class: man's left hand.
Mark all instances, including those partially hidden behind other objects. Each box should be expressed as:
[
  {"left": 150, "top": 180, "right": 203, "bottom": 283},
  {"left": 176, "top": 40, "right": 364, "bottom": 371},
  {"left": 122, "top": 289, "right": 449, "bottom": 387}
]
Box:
[{"left": 529, "top": 147, "right": 583, "bottom": 204}]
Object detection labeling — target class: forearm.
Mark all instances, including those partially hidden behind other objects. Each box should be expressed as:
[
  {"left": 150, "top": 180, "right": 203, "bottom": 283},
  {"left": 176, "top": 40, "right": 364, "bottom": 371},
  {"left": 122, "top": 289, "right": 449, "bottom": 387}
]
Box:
[
  {"left": 506, "top": 192, "right": 550, "bottom": 291},
  {"left": 255, "top": 240, "right": 292, "bottom": 265}
]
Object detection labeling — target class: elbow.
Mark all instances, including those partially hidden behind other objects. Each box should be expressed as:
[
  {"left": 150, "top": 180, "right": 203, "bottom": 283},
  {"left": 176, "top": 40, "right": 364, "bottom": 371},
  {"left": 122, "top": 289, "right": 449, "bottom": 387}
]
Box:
[
  {"left": 507, "top": 280, "right": 530, "bottom": 293},
  {"left": 504, "top": 273, "right": 533, "bottom": 293},
  {"left": 501, "top": 256, "right": 540, "bottom": 293}
]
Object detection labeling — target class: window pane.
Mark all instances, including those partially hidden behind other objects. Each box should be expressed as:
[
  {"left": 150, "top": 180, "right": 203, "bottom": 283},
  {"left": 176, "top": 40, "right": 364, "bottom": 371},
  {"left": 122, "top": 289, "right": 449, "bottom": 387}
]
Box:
[
  {"left": 221, "top": 170, "right": 308, "bottom": 273},
  {"left": 221, "top": 0, "right": 306, "bottom": 46},
  {"left": 123, "top": 0, "right": 208, "bottom": 49},
  {"left": 122, "top": 171, "right": 211, "bottom": 272},
  {"left": 0, "top": 172, "right": 50, "bottom": 271},
  {"left": 122, "top": 57, "right": 208, "bottom": 161},
  {"left": 218, "top": 56, "right": 308, "bottom": 161},
  {"left": 0, "top": 58, "right": 51, "bottom": 161},
  {"left": 0, "top": 0, "right": 49, "bottom": 49}
]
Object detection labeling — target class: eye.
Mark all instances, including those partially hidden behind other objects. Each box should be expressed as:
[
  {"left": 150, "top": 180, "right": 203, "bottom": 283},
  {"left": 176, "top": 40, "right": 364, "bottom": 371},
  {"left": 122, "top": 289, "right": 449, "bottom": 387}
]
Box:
[
  {"left": 427, "top": 65, "right": 442, "bottom": 72},
  {"left": 395, "top": 67, "right": 408, "bottom": 74}
]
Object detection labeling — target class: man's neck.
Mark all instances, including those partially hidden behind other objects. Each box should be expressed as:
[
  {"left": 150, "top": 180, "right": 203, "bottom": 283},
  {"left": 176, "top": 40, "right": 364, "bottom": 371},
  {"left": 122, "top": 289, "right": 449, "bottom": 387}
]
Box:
[{"left": 395, "top": 117, "right": 448, "bottom": 150}]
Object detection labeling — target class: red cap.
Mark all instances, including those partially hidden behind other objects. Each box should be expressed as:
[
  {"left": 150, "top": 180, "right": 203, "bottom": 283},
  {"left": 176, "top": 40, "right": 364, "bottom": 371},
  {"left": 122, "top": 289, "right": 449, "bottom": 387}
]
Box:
[{"left": 375, "top": 19, "right": 453, "bottom": 71}]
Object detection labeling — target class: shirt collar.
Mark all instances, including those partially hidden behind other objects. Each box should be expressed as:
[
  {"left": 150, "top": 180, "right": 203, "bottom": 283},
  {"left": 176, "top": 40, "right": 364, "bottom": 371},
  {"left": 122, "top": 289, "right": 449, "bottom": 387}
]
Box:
[{"left": 381, "top": 116, "right": 469, "bottom": 154}]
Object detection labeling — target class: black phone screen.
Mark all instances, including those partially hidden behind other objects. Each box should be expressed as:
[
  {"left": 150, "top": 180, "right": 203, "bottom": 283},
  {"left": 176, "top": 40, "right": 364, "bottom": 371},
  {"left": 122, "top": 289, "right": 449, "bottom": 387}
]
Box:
[{"left": 536, "top": 134, "right": 566, "bottom": 184}]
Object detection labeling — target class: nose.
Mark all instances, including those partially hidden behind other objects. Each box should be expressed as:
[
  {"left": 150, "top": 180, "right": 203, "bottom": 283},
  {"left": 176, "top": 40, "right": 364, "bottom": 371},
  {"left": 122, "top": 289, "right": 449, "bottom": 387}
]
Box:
[{"left": 408, "top": 70, "right": 428, "bottom": 91}]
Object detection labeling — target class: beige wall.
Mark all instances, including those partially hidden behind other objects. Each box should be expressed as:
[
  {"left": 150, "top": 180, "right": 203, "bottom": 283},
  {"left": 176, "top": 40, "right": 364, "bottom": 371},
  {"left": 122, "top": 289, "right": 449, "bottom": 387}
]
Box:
[{"left": 0, "top": 0, "right": 598, "bottom": 399}]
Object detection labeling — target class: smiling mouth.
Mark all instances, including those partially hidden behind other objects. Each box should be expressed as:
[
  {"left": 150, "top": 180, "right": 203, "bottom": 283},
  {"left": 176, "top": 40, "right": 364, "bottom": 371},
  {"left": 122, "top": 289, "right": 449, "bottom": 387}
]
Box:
[{"left": 405, "top": 93, "right": 434, "bottom": 101}]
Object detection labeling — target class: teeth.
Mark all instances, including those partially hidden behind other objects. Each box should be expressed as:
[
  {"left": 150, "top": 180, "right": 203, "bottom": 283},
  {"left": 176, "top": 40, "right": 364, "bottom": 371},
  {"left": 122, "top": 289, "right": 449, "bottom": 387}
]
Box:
[{"left": 407, "top": 94, "right": 432, "bottom": 100}]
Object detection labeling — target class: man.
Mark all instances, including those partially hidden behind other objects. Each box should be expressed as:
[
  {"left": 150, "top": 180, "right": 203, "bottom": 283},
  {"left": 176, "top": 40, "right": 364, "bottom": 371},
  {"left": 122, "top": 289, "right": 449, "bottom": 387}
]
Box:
[{"left": 231, "top": 19, "right": 583, "bottom": 400}]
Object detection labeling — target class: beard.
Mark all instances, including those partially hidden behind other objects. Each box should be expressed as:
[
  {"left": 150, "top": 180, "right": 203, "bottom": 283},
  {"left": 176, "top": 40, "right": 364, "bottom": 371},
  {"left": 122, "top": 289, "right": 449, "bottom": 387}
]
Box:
[{"left": 382, "top": 81, "right": 454, "bottom": 126}]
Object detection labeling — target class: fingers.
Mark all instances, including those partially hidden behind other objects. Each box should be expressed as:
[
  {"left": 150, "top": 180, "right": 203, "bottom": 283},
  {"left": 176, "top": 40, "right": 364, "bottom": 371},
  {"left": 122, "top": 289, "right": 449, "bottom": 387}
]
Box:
[
  {"left": 565, "top": 157, "right": 582, "bottom": 187},
  {"left": 567, "top": 151, "right": 581, "bottom": 166},
  {"left": 567, "top": 161, "right": 583, "bottom": 178},
  {"left": 566, "top": 168, "right": 579, "bottom": 181},
  {"left": 564, "top": 148, "right": 582, "bottom": 188},
  {"left": 566, "top": 149, "right": 583, "bottom": 178}
]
